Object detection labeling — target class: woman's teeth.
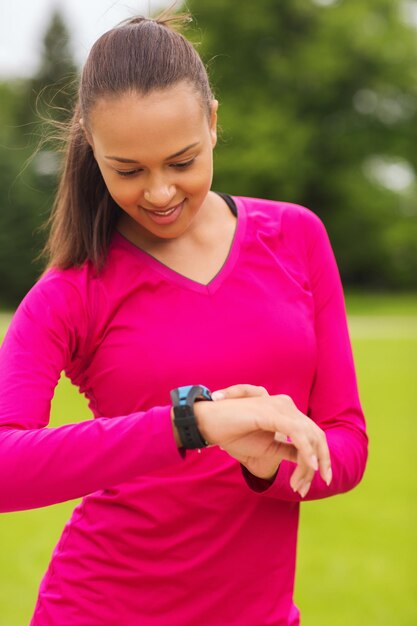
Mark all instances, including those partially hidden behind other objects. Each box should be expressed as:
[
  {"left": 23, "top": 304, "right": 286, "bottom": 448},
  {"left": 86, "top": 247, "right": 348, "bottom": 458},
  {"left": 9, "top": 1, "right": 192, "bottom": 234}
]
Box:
[
  {"left": 144, "top": 201, "right": 183, "bottom": 224},
  {"left": 153, "top": 207, "right": 177, "bottom": 216}
]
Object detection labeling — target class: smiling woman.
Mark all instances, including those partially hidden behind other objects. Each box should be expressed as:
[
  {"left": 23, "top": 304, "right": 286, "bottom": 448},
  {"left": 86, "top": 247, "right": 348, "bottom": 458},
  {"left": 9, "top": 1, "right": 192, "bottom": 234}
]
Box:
[
  {"left": 85, "top": 85, "right": 219, "bottom": 245},
  {"left": 42, "top": 11, "right": 220, "bottom": 269},
  {"left": 0, "top": 9, "right": 367, "bottom": 626}
]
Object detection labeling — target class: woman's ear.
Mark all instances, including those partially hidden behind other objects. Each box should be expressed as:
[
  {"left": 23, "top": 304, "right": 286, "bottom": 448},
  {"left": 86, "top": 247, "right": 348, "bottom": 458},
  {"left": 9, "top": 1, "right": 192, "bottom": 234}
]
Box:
[{"left": 209, "top": 100, "right": 218, "bottom": 148}]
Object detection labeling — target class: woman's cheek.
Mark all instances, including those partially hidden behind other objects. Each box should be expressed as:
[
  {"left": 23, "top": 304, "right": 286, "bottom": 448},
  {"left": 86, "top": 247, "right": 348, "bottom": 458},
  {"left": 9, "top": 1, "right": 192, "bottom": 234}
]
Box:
[
  {"left": 107, "top": 179, "right": 140, "bottom": 208},
  {"left": 191, "top": 163, "right": 213, "bottom": 192}
]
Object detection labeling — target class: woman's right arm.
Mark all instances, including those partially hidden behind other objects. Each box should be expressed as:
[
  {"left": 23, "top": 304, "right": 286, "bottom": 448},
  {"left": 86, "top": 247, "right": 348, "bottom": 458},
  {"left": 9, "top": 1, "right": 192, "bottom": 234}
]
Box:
[
  {"left": 0, "top": 275, "right": 325, "bottom": 513},
  {"left": 0, "top": 277, "right": 182, "bottom": 513}
]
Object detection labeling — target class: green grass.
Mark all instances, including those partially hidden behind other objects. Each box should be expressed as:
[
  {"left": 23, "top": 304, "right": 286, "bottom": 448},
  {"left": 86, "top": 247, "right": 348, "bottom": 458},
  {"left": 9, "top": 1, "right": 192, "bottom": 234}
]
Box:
[
  {"left": 0, "top": 295, "right": 416, "bottom": 625},
  {"left": 0, "top": 375, "right": 89, "bottom": 623},
  {"left": 344, "top": 291, "right": 417, "bottom": 315},
  {"left": 295, "top": 334, "right": 417, "bottom": 625}
]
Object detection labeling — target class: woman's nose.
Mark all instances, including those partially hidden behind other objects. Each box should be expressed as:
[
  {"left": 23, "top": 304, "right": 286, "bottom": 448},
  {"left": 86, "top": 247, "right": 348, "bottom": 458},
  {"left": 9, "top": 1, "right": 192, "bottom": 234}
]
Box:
[{"left": 144, "top": 180, "right": 175, "bottom": 208}]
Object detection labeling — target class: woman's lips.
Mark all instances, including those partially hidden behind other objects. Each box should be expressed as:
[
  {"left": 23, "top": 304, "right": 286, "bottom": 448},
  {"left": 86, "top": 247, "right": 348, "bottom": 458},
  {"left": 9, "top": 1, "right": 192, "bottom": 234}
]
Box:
[{"left": 143, "top": 201, "right": 184, "bottom": 225}]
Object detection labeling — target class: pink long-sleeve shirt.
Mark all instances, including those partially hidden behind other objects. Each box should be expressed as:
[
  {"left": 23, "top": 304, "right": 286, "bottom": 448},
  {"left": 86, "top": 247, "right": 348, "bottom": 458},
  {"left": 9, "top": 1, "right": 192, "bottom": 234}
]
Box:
[{"left": 0, "top": 196, "right": 368, "bottom": 625}]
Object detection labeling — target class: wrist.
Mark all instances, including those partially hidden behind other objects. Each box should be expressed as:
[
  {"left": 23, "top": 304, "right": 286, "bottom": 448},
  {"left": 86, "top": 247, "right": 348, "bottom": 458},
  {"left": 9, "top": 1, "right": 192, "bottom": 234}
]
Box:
[
  {"left": 170, "top": 407, "right": 182, "bottom": 448},
  {"left": 193, "top": 400, "right": 214, "bottom": 445}
]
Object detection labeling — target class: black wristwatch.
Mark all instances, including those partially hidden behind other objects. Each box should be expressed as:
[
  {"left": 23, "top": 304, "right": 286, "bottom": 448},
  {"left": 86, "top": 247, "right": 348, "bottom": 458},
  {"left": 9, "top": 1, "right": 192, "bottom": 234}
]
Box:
[{"left": 170, "top": 385, "right": 213, "bottom": 449}]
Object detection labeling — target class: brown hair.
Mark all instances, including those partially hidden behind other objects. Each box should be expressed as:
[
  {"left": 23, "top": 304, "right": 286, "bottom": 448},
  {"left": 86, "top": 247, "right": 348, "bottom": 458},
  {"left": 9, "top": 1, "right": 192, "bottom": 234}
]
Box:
[{"left": 42, "top": 11, "right": 214, "bottom": 270}]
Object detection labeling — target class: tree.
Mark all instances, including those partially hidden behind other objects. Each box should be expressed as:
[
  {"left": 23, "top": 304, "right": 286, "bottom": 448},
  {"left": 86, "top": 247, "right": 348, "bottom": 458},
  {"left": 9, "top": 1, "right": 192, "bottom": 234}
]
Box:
[
  {"left": 0, "top": 10, "right": 78, "bottom": 307},
  {"left": 0, "top": 82, "right": 44, "bottom": 306},
  {"left": 21, "top": 9, "right": 78, "bottom": 123},
  {"left": 186, "top": 0, "right": 417, "bottom": 288}
]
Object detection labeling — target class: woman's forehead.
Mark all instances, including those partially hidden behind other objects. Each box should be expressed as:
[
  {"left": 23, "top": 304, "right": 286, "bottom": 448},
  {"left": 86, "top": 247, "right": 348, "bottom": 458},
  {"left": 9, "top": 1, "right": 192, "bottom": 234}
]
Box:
[
  {"left": 89, "top": 85, "right": 208, "bottom": 155},
  {"left": 91, "top": 83, "right": 205, "bottom": 125}
]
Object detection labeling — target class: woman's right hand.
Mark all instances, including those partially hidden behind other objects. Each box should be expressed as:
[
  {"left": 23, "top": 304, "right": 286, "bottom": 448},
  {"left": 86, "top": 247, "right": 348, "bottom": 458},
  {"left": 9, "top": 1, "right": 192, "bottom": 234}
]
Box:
[{"left": 192, "top": 389, "right": 332, "bottom": 497}]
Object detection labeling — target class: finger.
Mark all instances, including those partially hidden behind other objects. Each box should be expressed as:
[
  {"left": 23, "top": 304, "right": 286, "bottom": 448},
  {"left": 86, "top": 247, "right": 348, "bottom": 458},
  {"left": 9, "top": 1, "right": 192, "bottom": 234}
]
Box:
[
  {"left": 301, "top": 422, "right": 332, "bottom": 486},
  {"left": 275, "top": 443, "right": 315, "bottom": 497},
  {"left": 274, "top": 440, "right": 298, "bottom": 463},
  {"left": 316, "top": 431, "right": 332, "bottom": 486},
  {"left": 268, "top": 397, "right": 320, "bottom": 473},
  {"left": 274, "top": 430, "right": 317, "bottom": 472},
  {"left": 211, "top": 384, "right": 269, "bottom": 401},
  {"left": 286, "top": 428, "right": 320, "bottom": 473},
  {"left": 289, "top": 462, "right": 314, "bottom": 494},
  {"left": 286, "top": 413, "right": 327, "bottom": 474},
  {"left": 290, "top": 430, "right": 330, "bottom": 496},
  {"left": 274, "top": 430, "right": 292, "bottom": 442},
  {"left": 290, "top": 462, "right": 314, "bottom": 491},
  {"left": 267, "top": 397, "right": 328, "bottom": 489},
  {"left": 299, "top": 481, "right": 312, "bottom": 498}
]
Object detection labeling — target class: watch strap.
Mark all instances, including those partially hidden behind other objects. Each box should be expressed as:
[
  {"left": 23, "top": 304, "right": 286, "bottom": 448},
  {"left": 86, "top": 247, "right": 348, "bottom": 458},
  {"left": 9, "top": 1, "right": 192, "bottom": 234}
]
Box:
[{"left": 170, "top": 385, "right": 212, "bottom": 449}]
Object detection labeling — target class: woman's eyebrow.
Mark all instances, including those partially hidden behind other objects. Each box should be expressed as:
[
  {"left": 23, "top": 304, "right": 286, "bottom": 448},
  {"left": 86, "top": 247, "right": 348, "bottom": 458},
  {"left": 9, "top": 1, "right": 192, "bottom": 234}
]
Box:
[{"left": 104, "top": 142, "right": 200, "bottom": 164}]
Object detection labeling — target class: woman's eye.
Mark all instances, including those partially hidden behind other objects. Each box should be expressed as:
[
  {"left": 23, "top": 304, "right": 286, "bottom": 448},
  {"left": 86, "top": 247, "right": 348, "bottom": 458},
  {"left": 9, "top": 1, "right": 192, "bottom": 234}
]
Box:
[
  {"left": 171, "top": 158, "right": 195, "bottom": 169},
  {"left": 115, "top": 159, "right": 194, "bottom": 177},
  {"left": 116, "top": 169, "right": 141, "bottom": 177}
]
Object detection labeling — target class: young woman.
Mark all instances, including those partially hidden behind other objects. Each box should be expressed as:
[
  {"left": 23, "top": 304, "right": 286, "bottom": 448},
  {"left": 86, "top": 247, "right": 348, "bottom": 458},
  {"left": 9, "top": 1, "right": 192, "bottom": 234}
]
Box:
[{"left": 0, "top": 13, "right": 368, "bottom": 626}]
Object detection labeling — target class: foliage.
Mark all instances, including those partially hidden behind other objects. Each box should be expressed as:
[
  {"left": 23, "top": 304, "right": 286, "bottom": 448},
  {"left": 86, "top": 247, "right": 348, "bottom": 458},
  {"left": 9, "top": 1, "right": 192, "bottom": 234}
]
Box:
[
  {"left": 1, "top": 2, "right": 417, "bottom": 306},
  {"left": 0, "top": 81, "right": 46, "bottom": 305},
  {"left": 185, "top": 0, "right": 417, "bottom": 288},
  {"left": 0, "top": 10, "right": 77, "bottom": 307},
  {"left": 17, "top": 9, "right": 78, "bottom": 125}
]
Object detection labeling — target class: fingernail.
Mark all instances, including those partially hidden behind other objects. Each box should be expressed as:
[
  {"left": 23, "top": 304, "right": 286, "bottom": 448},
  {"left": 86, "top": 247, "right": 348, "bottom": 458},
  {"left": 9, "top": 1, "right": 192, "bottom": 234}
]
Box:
[
  {"left": 325, "top": 468, "right": 332, "bottom": 486},
  {"left": 310, "top": 455, "right": 318, "bottom": 471},
  {"left": 291, "top": 478, "right": 301, "bottom": 493},
  {"left": 299, "top": 482, "right": 311, "bottom": 498},
  {"left": 211, "top": 391, "right": 225, "bottom": 401}
]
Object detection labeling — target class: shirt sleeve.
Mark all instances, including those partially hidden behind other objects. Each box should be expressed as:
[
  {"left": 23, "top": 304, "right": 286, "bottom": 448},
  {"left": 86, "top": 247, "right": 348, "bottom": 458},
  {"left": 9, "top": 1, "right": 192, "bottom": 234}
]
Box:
[
  {"left": 241, "top": 207, "right": 368, "bottom": 500},
  {"left": 0, "top": 274, "right": 183, "bottom": 513}
]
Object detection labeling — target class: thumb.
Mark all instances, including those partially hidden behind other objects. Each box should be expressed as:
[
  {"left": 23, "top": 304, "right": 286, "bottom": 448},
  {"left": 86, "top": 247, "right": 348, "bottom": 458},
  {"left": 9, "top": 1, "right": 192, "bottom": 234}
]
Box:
[{"left": 211, "top": 384, "right": 269, "bottom": 401}]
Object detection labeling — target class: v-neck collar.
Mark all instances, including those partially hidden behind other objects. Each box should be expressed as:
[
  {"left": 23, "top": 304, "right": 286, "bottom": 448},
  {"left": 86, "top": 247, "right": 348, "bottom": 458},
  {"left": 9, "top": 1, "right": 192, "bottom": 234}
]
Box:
[{"left": 112, "top": 195, "right": 247, "bottom": 295}]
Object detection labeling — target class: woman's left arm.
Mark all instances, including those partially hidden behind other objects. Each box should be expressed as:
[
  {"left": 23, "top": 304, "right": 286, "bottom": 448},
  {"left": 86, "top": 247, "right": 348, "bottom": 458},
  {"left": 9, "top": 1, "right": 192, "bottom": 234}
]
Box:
[{"left": 240, "top": 208, "right": 368, "bottom": 499}]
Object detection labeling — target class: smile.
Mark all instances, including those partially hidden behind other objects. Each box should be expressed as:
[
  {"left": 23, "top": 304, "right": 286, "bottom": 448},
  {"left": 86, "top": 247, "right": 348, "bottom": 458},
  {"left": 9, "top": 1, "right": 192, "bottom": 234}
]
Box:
[
  {"left": 152, "top": 206, "right": 178, "bottom": 216},
  {"left": 144, "top": 201, "right": 183, "bottom": 215},
  {"left": 143, "top": 201, "right": 184, "bottom": 225}
]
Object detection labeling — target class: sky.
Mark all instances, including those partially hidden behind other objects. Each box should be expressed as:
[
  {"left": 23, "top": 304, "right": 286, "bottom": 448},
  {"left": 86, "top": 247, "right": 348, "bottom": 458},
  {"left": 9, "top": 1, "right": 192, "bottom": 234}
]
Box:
[
  {"left": 2, "top": 1, "right": 417, "bottom": 79},
  {"left": 0, "top": 0, "right": 172, "bottom": 78}
]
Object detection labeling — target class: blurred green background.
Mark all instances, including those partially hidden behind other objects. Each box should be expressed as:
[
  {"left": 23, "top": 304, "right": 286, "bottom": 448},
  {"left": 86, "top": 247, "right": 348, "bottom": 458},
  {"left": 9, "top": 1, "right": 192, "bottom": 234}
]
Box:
[
  {"left": 1, "top": 0, "right": 416, "bottom": 624},
  {"left": 1, "top": 0, "right": 417, "bottom": 306}
]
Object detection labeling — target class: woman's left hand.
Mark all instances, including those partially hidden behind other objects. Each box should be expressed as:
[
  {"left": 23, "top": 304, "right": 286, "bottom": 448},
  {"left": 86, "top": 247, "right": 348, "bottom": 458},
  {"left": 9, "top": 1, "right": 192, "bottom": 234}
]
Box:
[{"left": 211, "top": 384, "right": 323, "bottom": 496}]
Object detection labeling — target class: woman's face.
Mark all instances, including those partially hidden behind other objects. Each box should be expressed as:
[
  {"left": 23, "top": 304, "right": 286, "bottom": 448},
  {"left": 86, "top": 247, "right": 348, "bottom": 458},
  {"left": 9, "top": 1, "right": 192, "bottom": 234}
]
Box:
[{"left": 86, "top": 82, "right": 218, "bottom": 245}]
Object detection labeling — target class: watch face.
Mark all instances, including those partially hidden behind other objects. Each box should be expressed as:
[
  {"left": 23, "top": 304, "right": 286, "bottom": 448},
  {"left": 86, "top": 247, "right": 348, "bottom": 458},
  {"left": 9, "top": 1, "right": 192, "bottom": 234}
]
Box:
[{"left": 171, "top": 385, "right": 212, "bottom": 405}]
